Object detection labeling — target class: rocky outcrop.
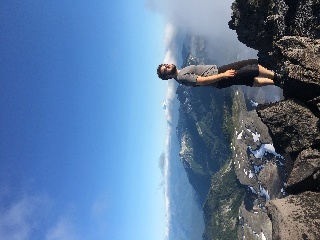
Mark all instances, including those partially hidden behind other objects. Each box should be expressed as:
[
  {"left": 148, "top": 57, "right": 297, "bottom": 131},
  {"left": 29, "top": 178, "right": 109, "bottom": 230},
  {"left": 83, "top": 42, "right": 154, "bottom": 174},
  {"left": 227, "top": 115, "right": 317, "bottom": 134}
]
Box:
[
  {"left": 238, "top": 203, "right": 272, "bottom": 240},
  {"left": 229, "top": 0, "right": 320, "bottom": 238},
  {"left": 286, "top": 148, "right": 320, "bottom": 193},
  {"left": 232, "top": 90, "right": 285, "bottom": 197},
  {"left": 267, "top": 192, "right": 320, "bottom": 240},
  {"left": 274, "top": 37, "right": 320, "bottom": 109},
  {"left": 229, "top": 0, "right": 320, "bottom": 70},
  {"left": 256, "top": 99, "right": 320, "bottom": 155},
  {"left": 231, "top": 90, "right": 287, "bottom": 239}
]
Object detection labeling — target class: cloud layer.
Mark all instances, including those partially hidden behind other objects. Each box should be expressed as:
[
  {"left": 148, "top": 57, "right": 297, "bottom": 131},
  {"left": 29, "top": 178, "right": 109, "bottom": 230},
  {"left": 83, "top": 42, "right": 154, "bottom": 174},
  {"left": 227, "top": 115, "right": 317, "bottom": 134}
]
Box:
[
  {"left": 0, "top": 185, "right": 109, "bottom": 240},
  {"left": 147, "top": 0, "right": 234, "bottom": 36}
]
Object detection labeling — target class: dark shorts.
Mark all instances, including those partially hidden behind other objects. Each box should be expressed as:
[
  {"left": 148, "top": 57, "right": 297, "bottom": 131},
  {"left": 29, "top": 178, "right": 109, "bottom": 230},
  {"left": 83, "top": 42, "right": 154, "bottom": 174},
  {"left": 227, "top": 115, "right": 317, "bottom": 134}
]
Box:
[{"left": 216, "top": 59, "right": 259, "bottom": 88}]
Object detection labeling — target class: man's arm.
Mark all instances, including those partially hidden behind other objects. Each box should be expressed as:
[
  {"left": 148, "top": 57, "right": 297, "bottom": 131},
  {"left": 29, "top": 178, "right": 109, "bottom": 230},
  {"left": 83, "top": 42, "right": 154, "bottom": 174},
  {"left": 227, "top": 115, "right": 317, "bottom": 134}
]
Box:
[{"left": 196, "top": 69, "right": 236, "bottom": 85}]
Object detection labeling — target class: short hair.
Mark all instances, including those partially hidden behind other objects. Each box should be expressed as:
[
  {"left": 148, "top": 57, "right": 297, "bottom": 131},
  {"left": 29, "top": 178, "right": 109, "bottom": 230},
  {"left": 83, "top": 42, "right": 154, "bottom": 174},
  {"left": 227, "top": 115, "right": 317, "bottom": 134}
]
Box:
[{"left": 157, "top": 64, "right": 169, "bottom": 80}]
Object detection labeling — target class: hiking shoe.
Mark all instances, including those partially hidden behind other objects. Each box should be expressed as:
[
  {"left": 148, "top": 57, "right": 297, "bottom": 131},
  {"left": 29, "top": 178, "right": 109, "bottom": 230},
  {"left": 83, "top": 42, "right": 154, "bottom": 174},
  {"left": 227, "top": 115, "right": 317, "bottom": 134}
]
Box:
[
  {"left": 274, "top": 68, "right": 289, "bottom": 88},
  {"left": 279, "top": 68, "right": 289, "bottom": 81}
]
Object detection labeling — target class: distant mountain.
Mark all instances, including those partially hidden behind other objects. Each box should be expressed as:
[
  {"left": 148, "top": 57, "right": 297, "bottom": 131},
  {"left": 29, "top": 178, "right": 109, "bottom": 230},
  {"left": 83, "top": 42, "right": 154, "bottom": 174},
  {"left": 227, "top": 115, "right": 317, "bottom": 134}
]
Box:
[{"left": 176, "top": 37, "right": 234, "bottom": 204}]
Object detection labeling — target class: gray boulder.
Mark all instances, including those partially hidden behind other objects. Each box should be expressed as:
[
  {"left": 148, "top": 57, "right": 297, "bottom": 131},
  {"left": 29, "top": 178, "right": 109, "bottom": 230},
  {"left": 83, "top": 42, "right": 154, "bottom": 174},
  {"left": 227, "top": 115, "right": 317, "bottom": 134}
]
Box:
[
  {"left": 267, "top": 192, "right": 320, "bottom": 240},
  {"left": 256, "top": 99, "right": 320, "bottom": 155},
  {"left": 286, "top": 148, "right": 320, "bottom": 193}
]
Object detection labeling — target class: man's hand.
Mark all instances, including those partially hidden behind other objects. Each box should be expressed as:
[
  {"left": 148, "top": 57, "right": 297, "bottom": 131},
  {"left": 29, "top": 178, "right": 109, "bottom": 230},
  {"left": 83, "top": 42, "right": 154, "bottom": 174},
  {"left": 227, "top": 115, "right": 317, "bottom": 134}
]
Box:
[
  {"left": 222, "top": 69, "right": 236, "bottom": 78},
  {"left": 196, "top": 69, "right": 237, "bottom": 85}
]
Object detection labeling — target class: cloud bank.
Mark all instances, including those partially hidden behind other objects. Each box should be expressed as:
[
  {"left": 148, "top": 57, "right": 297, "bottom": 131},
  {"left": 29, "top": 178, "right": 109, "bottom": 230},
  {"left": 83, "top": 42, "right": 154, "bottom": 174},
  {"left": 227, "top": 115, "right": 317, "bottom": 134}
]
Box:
[
  {"left": 147, "top": 0, "right": 234, "bottom": 36},
  {"left": 0, "top": 195, "right": 78, "bottom": 240},
  {"left": 0, "top": 184, "right": 109, "bottom": 240}
]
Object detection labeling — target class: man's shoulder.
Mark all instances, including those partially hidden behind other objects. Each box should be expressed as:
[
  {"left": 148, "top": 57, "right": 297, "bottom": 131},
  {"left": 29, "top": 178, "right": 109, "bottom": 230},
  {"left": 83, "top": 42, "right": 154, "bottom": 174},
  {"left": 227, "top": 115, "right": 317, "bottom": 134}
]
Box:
[
  {"left": 180, "top": 65, "right": 218, "bottom": 75},
  {"left": 181, "top": 64, "right": 217, "bottom": 69}
]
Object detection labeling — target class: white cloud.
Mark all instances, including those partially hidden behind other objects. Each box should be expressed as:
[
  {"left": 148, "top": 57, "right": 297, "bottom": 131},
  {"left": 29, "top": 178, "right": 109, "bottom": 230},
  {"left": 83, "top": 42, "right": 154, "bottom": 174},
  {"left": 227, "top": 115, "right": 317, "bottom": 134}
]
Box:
[
  {"left": 45, "top": 217, "right": 79, "bottom": 240},
  {"left": 158, "top": 152, "right": 166, "bottom": 176},
  {"left": 91, "top": 196, "right": 108, "bottom": 220},
  {"left": 0, "top": 194, "right": 51, "bottom": 240},
  {"left": 90, "top": 195, "right": 109, "bottom": 235},
  {"left": 164, "top": 80, "right": 177, "bottom": 125},
  {"left": 161, "top": 131, "right": 171, "bottom": 239},
  {"left": 147, "top": 0, "right": 234, "bottom": 35},
  {"left": 163, "top": 23, "right": 178, "bottom": 57},
  {"left": 0, "top": 185, "right": 81, "bottom": 240},
  {"left": 0, "top": 197, "right": 32, "bottom": 240}
]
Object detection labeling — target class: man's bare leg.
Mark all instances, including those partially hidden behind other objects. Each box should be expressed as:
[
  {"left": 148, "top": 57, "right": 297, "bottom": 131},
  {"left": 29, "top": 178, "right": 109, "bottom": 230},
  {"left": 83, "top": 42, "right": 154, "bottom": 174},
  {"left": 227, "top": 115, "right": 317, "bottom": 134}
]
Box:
[
  {"left": 251, "top": 65, "right": 276, "bottom": 86},
  {"left": 252, "top": 77, "right": 274, "bottom": 87},
  {"left": 255, "top": 64, "right": 290, "bottom": 87},
  {"left": 258, "top": 65, "right": 275, "bottom": 79}
]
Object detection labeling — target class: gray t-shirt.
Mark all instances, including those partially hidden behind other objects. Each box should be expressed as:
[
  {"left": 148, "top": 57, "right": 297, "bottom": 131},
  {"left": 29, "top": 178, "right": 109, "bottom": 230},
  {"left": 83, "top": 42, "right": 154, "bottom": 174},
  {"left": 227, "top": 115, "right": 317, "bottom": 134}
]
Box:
[{"left": 175, "top": 65, "right": 218, "bottom": 87}]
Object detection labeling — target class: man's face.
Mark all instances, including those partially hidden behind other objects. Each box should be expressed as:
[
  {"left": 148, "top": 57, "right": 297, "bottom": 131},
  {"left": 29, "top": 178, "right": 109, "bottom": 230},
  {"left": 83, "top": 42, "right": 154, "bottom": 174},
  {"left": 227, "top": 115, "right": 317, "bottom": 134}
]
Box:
[{"left": 161, "top": 64, "right": 177, "bottom": 77}]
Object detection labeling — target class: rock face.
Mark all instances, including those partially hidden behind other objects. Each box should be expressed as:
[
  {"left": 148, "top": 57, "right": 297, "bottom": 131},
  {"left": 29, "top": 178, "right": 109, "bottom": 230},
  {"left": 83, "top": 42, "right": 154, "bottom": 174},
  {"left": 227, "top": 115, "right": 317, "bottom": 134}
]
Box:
[
  {"left": 286, "top": 148, "right": 320, "bottom": 193},
  {"left": 229, "top": 0, "right": 320, "bottom": 239},
  {"left": 275, "top": 37, "right": 320, "bottom": 109},
  {"left": 231, "top": 90, "right": 286, "bottom": 240},
  {"left": 267, "top": 192, "right": 320, "bottom": 240},
  {"left": 229, "top": 0, "right": 320, "bottom": 70},
  {"left": 256, "top": 99, "right": 320, "bottom": 155}
]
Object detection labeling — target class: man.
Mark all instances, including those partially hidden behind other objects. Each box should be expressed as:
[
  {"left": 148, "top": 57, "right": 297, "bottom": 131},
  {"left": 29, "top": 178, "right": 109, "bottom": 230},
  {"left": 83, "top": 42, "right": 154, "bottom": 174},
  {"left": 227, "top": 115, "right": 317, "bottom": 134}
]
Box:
[{"left": 157, "top": 59, "right": 287, "bottom": 88}]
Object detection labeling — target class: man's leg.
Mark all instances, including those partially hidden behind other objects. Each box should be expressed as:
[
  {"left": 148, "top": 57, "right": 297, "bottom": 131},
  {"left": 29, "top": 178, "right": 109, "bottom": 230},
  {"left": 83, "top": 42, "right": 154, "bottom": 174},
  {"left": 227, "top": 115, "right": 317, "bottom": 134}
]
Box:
[
  {"left": 217, "top": 60, "right": 259, "bottom": 88},
  {"left": 258, "top": 65, "right": 275, "bottom": 79},
  {"left": 251, "top": 65, "right": 276, "bottom": 86},
  {"left": 217, "top": 60, "right": 285, "bottom": 88},
  {"left": 258, "top": 64, "right": 289, "bottom": 88},
  {"left": 252, "top": 77, "right": 274, "bottom": 87}
]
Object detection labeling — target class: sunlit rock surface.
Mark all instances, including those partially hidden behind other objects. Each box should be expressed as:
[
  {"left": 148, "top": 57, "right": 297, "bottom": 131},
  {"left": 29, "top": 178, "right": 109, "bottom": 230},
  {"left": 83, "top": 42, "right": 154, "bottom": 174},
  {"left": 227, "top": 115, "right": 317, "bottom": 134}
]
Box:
[
  {"left": 266, "top": 192, "right": 320, "bottom": 240},
  {"left": 229, "top": 0, "right": 319, "bottom": 239}
]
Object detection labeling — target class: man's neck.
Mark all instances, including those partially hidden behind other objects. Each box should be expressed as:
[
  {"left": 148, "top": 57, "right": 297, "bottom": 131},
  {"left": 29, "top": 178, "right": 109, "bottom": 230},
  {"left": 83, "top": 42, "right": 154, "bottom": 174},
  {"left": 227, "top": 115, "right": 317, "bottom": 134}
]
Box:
[{"left": 173, "top": 69, "right": 179, "bottom": 78}]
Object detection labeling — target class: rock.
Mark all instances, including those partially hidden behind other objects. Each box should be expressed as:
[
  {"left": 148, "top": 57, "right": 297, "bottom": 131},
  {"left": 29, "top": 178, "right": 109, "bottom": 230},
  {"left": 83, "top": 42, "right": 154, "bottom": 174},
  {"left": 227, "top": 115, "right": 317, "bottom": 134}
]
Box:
[
  {"left": 228, "top": 0, "right": 287, "bottom": 64},
  {"left": 232, "top": 91, "right": 276, "bottom": 192},
  {"left": 267, "top": 192, "right": 320, "bottom": 240},
  {"left": 256, "top": 99, "right": 320, "bottom": 154},
  {"left": 284, "top": 0, "right": 320, "bottom": 39},
  {"left": 286, "top": 148, "right": 320, "bottom": 193},
  {"left": 229, "top": 0, "right": 320, "bottom": 239},
  {"left": 259, "top": 162, "right": 284, "bottom": 200},
  {"left": 276, "top": 37, "right": 320, "bottom": 83},
  {"left": 238, "top": 203, "right": 272, "bottom": 240},
  {"left": 229, "top": 0, "right": 320, "bottom": 69},
  {"left": 308, "top": 95, "right": 320, "bottom": 113},
  {"left": 274, "top": 36, "right": 320, "bottom": 105}
]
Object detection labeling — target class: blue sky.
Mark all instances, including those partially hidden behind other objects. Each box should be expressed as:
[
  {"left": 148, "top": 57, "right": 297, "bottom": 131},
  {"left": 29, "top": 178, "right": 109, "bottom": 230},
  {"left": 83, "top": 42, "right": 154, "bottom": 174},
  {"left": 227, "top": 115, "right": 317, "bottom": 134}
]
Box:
[{"left": 0, "top": 1, "right": 167, "bottom": 239}]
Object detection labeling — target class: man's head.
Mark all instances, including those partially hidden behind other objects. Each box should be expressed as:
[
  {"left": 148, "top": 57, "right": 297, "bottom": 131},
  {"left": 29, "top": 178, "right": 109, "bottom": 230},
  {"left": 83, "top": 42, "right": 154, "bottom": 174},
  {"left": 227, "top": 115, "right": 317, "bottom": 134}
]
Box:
[{"left": 157, "top": 64, "right": 177, "bottom": 80}]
